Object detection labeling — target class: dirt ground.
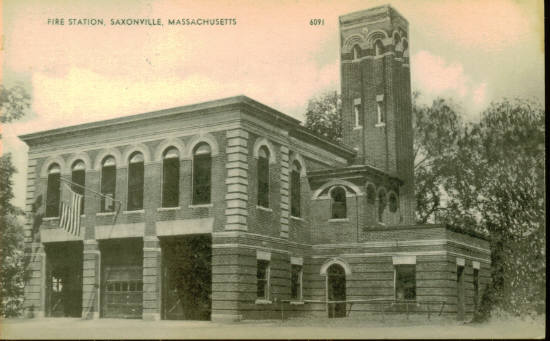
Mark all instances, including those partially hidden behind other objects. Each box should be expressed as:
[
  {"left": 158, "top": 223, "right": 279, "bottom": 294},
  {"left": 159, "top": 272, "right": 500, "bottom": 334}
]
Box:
[{"left": 0, "top": 315, "right": 545, "bottom": 339}]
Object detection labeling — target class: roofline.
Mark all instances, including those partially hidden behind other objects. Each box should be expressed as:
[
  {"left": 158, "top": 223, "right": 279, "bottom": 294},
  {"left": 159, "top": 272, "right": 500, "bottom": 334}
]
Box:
[
  {"left": 308, "top": 164, "right": 403, "bottom": 185},
  {"left": 339, "top": 4, "right": 409, "bottom": 25},
  {"left": 18, "top": 94, "right": 356, "bottom": 159}
]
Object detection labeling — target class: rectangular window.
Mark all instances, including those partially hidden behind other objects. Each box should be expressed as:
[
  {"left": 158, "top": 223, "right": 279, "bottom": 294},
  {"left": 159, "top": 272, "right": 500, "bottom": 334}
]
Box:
[
  {"left": 193, "top": 155, "right": 211, "bottom": 204},
  {"left": 353, "top": 98, "right": 363, "bottom": 127},
  {"left": 45, "top": 173, "right": 61, "bottom": 217},
  {"left": 290, "top": 264, "right": 303, "bottom": 300},
  {"left": 395, "top": 265, "right": 416, "bottom": 300},
  {"left": 101, "top": 166, "right": 116, "bottom": 212},
  {"left": 162, "top": 158, "right": 180, "bottom": 207},
  {"left": 256, "top": 260, "right": 270, "bottom": 300},
  {"left": 473, "top": 268, "right": 479, "bottom": 309}
]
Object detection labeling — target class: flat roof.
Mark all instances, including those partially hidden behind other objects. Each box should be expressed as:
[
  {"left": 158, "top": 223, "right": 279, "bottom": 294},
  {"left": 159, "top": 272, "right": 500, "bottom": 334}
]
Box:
[{"left": 19, "top": 95, "right": 356, "bottom": 159}]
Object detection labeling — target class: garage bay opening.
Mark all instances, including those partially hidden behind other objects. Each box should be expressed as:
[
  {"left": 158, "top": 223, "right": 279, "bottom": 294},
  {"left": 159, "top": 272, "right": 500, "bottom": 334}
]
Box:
[
  {"left": 45, "top": 241, "right": 83, "bottom": 317},
  {"left": 100, "top": 239, "right": 143, "bottom": 319},
  {"left": 161, "top": 234, "right": 212, "bottom": 320}
]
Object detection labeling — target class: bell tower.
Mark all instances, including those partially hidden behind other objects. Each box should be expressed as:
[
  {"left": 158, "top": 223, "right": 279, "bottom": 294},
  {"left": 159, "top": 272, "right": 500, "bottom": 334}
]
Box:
[{"left": 339, "top": 5, "right": 415, "bottom": 223}]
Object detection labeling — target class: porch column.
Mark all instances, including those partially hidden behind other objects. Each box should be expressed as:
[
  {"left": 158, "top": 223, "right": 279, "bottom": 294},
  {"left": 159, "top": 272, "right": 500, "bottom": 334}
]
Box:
[
  {"left": 142, "top": 236, "right": 161, "bottom": 320},
  {"left": 82, "top": 240, "right": 100, "bottom": 319}
]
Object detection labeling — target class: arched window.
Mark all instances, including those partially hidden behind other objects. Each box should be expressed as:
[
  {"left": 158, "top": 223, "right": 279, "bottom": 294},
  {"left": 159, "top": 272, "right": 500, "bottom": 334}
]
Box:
[
  {"left": 393, "top": 32, "right": 401, "bottom": 45},
  {"left": 127, "top": 152, "right": 144, "bottom": 211},
  {"left": 45, "top": 163, "right": 61, "bottom": 217},
  {"left": 193, "top": 143, "right": 211, "bottom": 205},
  {"left": 378, "top": 190, "right": 387, "bottom": 223},
  {"left": 389, "top": 193, "right": 398, "bottom": 213},
  {"left": 352, "top": 44, "right": 361, "bottom": 60},
  {"left": 331, "top": 187, "right": 347, "bottom": 219},
  {"left": 327, "top": 264, "right": 346, "bottom": 318},
  {"left": 374, "top": 39, "right": 384, "bottom": 56},
  {"left": 366, "top": 184, "right": 376, "bottom": 205},
  {"left": 290, "top": 161, "right": 301, "bottom": 217},
  {"left": 162, "top": 147, "right": 180, "bottom": 207},
  {"left": 101, "top": 156, "right": 116, "bottom": 212},
  {"left": 257, "top": 146, "right": 270, "bottom": 208},
  {"left": 71, "top": 160, "right": 86, "bottom": 214}
]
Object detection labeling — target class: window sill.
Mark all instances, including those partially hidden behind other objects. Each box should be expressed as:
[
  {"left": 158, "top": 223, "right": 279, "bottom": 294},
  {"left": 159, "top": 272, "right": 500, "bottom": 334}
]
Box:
[
  {"left": 290, "top": 216, "right": 305, "bottom": 222},
  {"left": 123, "top": 210, "right": 145, "bottom": 214},
  {"left": 353, "top": 126, "right": 363, "bottom": 130},
  {"left": 329, "top": 218, "right": 349, "bottom": 222},
  {"left": 255, "top": 299, "right": 272, "bottom": 305},
  {"left": 43, "top": 217, "right": 59, "bottom": 221},
  {"left": 96, "top": 212, "right": 115, "bottom": 216},
  {"left": 289, "top": 301, "right": 304, "bottom": 305},
  {"left": 256, "top": 205, "right": 273, "bottom": 212},
  {"left": 189, "top": 204, "right": 213, "bottom": 208},
  {"left": 375, "top": 122, "right": 386, "bottom": 128},
  {"left": 157, "top": 206, "right": 181, "bottom": 211}
]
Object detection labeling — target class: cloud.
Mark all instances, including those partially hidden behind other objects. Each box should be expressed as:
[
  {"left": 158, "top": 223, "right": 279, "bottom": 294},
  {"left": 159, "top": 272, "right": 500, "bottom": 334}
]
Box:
[
  {"left": 411, "top": 50, "right": 488, "bottom": 118},
  {"left": 416, "top": 0, "right": 532, "bottom": 52}
]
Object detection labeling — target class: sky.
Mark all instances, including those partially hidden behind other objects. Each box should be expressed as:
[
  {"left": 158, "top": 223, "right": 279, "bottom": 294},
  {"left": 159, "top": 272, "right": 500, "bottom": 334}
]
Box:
[{"left": 1, "top": 0, "right": 545, "bottom": 208}]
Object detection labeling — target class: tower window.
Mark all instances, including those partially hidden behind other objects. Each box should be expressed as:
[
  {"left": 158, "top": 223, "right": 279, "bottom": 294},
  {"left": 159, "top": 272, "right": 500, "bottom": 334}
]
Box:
[
  {"left": 331, "top": 186, "right": 347, "bottom": 219},
  {"left": 353, "top": 98, "right": 363, "bottom": 127},
  {"left": 100, "top": 156, "right": 116, "bottom": 212},
  {"left": 374, "top": 40, "right": 384, "bottom": 56},
  {"left": 378, "top": 190, "right": 386, "bottom": 223},
  {"left": 162, "top": 147, "right": 180, "bottom": 208},
  {"left": 45, "top": 163, "right": 61, "bottom": 218},
  {"left": 389, "top": 193, "right": 398, "bottom": 213},
  {"left": 71, "top": 160, "right": 86, "bottom": 214},
  {"left": 367, "top": 184, "right": 376, "bottom": 205},
  {"left": 127, "top": 152, "right": 144, "bottom": 211},
  {"left": 352, "top": 45, "right": 361, "bottom": 60},
  {"left": 257, "top": 146, "right": 270, "bottom": 208},
  {"left": 393, "top": 32, "right": 401, "bottom": 45},
  {"left": 193, "top": 143, "right": 212, "bottom": 205},
  {"left": 376, "top": 95, "right": 385, "bottom": 125},
  {"left": 290, "top": 161, "right": 301, "bottom": 217}
]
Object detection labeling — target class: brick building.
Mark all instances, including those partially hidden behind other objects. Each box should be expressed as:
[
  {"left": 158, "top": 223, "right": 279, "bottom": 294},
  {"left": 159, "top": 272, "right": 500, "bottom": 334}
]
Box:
[{"left": 20, "top": 5, "right": 490, "bottom": 322}]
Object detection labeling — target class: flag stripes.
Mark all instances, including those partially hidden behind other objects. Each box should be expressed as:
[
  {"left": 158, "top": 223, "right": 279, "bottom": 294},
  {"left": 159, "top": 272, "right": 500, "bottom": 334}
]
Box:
[{"left": 59, "top": 185, "right": 83, "bottom": 236}]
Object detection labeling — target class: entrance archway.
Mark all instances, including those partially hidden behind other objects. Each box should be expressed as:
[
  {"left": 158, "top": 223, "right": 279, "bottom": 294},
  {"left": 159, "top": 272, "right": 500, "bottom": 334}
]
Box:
[{"left": 327, "top": 264, "right": 346, "bottom": 318}]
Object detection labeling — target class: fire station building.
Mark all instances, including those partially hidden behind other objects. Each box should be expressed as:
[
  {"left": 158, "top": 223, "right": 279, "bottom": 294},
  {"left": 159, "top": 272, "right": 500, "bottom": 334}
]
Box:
[{"left": 20, "top": 5, "right": 490, "bottom": 322}]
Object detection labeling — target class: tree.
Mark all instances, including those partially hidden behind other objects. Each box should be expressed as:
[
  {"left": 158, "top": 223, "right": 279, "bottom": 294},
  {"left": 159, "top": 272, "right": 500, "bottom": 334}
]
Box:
[
  {"left": 0, "top": 84, "right": 30, "bottom": 317},
  {"left": 445, "top": 98, "right": 546, "bottom": 318},
  {"left": 412, "top": 93, "right": 465, "bottom": 224},
  {"left": 304, "top": 91, "right": 343, "bottom": 143},
  {"left": 0, "top": 84, "right": 30, "bottom": 125}
]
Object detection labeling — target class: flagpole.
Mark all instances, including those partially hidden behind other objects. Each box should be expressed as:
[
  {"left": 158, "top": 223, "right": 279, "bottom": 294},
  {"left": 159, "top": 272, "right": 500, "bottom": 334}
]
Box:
[{"left": 59, "top": 176, "right": 122, "bottom": 204}]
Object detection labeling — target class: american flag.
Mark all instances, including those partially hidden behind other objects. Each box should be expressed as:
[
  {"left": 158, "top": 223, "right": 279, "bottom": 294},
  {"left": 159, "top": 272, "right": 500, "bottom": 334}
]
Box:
[{"left": 59, "top": 185, "right": 83, "bottom": 236}]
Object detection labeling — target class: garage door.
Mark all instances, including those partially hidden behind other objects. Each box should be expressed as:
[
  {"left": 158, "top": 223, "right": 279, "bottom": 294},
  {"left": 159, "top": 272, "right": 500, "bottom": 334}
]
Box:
[{"left": 102, "top": 265, "right": 143, "bottom": 318}]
